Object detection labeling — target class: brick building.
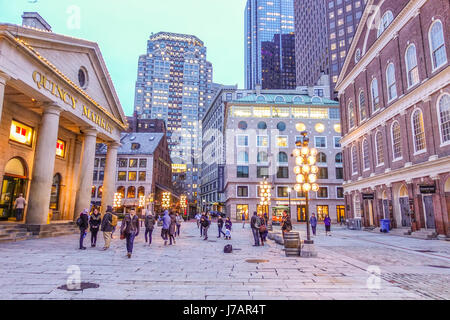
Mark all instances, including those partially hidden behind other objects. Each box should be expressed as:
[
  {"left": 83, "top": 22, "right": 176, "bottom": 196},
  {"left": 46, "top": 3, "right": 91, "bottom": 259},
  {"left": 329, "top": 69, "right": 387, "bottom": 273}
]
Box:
[{"left": 335, "top": 0, "right": 450, "bottom": 237}]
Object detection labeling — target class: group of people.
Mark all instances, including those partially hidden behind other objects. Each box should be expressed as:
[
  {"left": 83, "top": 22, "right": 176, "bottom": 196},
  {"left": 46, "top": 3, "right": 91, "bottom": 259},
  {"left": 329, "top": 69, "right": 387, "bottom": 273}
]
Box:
[
  {"left": 77, "top": 206, "right": 185, "bottom": 259},
  {"left": 195, "top": 212, "right": 233, "bottom": 241},
  {"left": 280, "top": 210, "right": 333, "bottom": 237},
  {"left": 249, "top": 211, "right": 269, "bottom": 246}
]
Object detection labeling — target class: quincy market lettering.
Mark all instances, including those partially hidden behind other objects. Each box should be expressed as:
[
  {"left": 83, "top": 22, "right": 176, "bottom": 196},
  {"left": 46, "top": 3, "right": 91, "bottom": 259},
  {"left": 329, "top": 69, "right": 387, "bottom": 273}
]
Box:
[{"left": 32, "top": 71, "right": 112, "bottom": 133}]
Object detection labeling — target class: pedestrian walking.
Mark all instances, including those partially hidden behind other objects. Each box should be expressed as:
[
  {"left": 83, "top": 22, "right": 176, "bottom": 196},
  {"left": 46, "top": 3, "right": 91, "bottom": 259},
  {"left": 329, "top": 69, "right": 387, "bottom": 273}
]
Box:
[
  {"left": 195, "top": 212, "right": 202, "bottom": 229},
  {"left": 217, "top": 215, "right": 226, "bottom": 238},
  {"left": 199, "top": 212, "right": 206, "bottom": 237},
  {"left": 281, "top": 211, "right": 292, "bottom": 238},
  {"left": 101, "top": 206, "right": 115, "bottom": 250},
  {"left": 89, "top": 207, "right": 101, "bottom": 247},
  {"left": 242, "top": 212, "right": 247, "bottom": 229},
  {"left": 76, "top": 209, "right": 89, "bottom": 250},
  {"left": 250, "top": 211, "right": 261, "bottom": 246},
  {"left": 160, "top": 210, "right": 171, "bottom": 245},
  {"left": 324, "top": 214, "right": 332, "bottom": 236},
  {"left": 144, "top": 212, "right": 156, "bottom": 246},
  {"left": 111, "top": 211, "right": 118, "bottom": 239},
  {"left": 175, "top": 212, "right": 183, "bottom": 237},
  {"left": 225, "top": 217, "right": 232, "bottom": 240},
  {"left": 258, "top": 213, "right": 268, "bottom": 246},
  {"left": 168, "top": 212, "right": 177, "bottom": 245},
  {"left": 200, "top": 213, "right": 210, "bottom": 240},
  {"left": 13, "top": 193, "right": 26, "bottom": 222},
  {"left": 310, "top": 213, "right": 318, "bottom": 236},
  {"left": 120, "top": 208, "right": 140, "bottom": 258}
]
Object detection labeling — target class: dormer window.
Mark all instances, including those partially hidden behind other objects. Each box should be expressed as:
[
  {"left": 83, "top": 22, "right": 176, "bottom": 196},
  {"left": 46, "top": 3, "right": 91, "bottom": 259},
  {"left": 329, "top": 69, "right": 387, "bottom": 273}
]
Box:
[{"left": 131, "top": 143, "right": 141, "bottom": 150}]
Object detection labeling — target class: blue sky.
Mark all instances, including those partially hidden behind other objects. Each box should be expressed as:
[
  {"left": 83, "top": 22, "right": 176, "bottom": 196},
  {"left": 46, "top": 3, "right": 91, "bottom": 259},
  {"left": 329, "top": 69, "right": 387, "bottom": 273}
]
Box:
[{"left": 0, "top": 0, "right": 246, "bottom": 115}]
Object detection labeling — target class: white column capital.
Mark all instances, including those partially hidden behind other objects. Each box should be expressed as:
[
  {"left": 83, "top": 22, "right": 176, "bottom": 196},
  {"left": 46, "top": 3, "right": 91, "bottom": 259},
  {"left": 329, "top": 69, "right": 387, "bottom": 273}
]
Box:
[
  {"left": 42, "top": 103, "right": 63, "bottom": 116},
  {"left": 81, "top": 127, "right": 98, "bottom": 137},
  {"left": 108, "top": 141, "right": 121, "bottom": 149}
]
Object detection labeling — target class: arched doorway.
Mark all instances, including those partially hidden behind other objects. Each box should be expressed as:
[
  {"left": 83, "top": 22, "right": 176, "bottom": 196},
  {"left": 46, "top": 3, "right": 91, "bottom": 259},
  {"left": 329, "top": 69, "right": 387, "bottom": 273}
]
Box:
[
  {"left": 50, "top": 174, "right": 61, "bottom": 211},
  {"left": 399, "top": 185, "right": 411, "bottom": 227},
  {"left": 381, "top": 191, "right": 389, "bottom": 219},
  {"left": 0, "top": 158, "right": 28, "bottom": 221}
]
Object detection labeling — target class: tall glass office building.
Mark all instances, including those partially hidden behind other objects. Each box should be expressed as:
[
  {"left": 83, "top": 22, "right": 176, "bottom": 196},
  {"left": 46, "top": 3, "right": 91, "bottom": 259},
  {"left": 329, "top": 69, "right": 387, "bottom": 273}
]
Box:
[
  {"left": 133, "top": 32, "right": 214, "bottom": 204},
  {"left": 245, "top": 0, "right": 296, "bottom": 90}
]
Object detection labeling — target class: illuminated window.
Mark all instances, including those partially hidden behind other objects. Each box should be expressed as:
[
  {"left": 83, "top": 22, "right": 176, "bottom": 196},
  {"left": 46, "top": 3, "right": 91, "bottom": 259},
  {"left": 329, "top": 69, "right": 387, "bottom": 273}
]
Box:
[
  {"left": 257, "top": 136, "right": 269, "bottom": 147},
  {"left": 9, "top": 120, "right": 33, "bottom": 146},
  {"left": 56, "top": 139, "right": 66, "bottom": 157},
  {"left": 315, "top": 123, "right": 325, "bottom": 133},
  {"left": 232, "top": 106, "right": 252, "bottom": 117},
  {"left": 334, "top": 124, "right": 342, "bottom": 133},
  {"left": 128, "top": 171, "right": 137, "bottom": 181},
  {"left": 272, "top": 107, "right": 289, "bottom": 118},
  {"left": 276, "top": 136, "right": 288, "bottom": 147},
  {"left": 129, "top": 159, "right": 138, "bottom": 168},
  {"left": 292, "top": 107, "right": 309, "bottom": 118},
  {"left": 296, "top": 123, "right": 306, "bottom": 132},
  {"left": 310, "top": 108, "right": 328, "bottom": 119},
  {"left": 253, "top": 107, "right": 271, "bottom": 117}
]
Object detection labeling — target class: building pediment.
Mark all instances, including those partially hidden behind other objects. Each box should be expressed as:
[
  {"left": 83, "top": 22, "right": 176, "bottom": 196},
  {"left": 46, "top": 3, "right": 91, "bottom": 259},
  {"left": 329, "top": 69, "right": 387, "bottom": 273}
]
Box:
[{"left": 0, "top": 24, "right": 127, "bottom": 129}]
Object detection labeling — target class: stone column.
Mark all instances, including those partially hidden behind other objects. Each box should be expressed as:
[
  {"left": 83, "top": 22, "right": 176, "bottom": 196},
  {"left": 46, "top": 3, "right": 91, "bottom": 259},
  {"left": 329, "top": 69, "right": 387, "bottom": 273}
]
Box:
[
  {"left": 100, "top": 141, "right": 120, "bottom": 215},
  {"left": 73, "top": 128, "right": 97, "bottom": 220},
  {"left": 0, "top": 73, "right": 10, "bottom": 124},
  {"left": 26, "top": 104, "right": 62, "bottom": 225}
]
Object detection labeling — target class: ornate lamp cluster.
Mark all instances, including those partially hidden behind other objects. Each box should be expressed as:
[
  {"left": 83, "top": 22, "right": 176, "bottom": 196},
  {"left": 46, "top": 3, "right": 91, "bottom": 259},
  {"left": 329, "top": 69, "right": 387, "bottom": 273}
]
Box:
[
  {"left": 162, "top": 192, "right": 171, "bottom": 209},
  {"left": 139, "top": 196, "right": 146, "bottom": 208},
  {"left": 180, "top": 195, "right": 187, "bottom": 209},
  {"left": 293, "top": 144, "right": 319, "bottom": 194},
  {"left": 259, "top": 179, "right": 272, "bottom": 206},
  {"left": 113, "top": 192, "right": 123, "bottom": 209}
]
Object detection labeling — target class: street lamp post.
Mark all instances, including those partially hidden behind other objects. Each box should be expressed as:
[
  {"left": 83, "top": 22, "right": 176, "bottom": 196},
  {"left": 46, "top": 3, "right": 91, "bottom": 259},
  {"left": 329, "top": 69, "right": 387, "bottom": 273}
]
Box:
[
  {"left": 259, "top": 177, "right": 272, "bottom": 227},
  {"left": 293, "top": 131, "right": 318, "bottom": 257},
  {"left": 287, "top": 187, "right": 292, "bottom": 218}
]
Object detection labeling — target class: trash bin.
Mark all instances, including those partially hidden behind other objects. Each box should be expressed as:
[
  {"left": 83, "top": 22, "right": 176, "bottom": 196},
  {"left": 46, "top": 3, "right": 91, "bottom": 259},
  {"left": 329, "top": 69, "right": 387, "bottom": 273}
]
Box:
[{"left": 380, "top": 219, "right": 390, "bottom": 233}]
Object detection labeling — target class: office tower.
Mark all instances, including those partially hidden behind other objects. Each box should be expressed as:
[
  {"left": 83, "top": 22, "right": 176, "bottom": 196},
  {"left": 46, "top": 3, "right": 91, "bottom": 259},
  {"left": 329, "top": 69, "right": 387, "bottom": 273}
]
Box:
[
  {"left": 245, "top": 0, "right": 296, "bottom": 90},
  {"left": 133, "top": 32, "right": 213, "bottom": 206}
]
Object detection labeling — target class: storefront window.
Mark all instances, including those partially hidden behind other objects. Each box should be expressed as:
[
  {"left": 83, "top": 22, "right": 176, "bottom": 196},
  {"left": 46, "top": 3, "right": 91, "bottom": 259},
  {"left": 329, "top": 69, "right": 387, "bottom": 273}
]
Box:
[
  {"left": 316, "top": 205, "right": 329, "bottom": 221},
  {"left": 253, "top": 107, "right": 271, "bottom": 118},
  {"left": 9, "top": 120, "right": 33, "bottom": 146},
  {"left": 98, "top": 186, "right": 103, "bottom": 199},
  {"left": 56, "top": 139, "right": 66, "bottom": 157},
  {"left": 236, "top": 204, "right": 249, "bottom": 221},
  {"left": 49, "top": 174, "right": 61, "bottom": 210},
  {"left": 127, "top": 186, "right": 136, "bottom": 198},
  {"left": 297, "top": 205, "right": 307, "bottom": 222}
]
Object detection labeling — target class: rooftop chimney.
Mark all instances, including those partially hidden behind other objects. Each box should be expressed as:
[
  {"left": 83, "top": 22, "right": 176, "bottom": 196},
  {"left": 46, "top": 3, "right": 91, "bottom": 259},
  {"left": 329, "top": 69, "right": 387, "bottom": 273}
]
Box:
[{"left": 22, "top": 12, "right": 52, "bottom": 32}]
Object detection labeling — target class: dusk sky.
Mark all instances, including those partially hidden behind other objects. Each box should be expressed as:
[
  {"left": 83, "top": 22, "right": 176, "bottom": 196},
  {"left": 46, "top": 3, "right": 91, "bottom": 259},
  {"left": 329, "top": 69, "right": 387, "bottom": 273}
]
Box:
[{"left": 0, "top": 0, "right": 246, "bottom": 115}]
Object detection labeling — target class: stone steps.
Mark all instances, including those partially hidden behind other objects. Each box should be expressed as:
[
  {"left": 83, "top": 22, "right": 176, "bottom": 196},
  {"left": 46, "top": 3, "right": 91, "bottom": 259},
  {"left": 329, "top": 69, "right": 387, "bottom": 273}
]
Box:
[
  {"left": 410, "top": 229, "right": 438, "bottom": 240},
  {"left": 388, "top": 228, "right": 412, "bottom": 236},
  {"left": 0, "top": 222, "right": 79, "bottom": 242}
]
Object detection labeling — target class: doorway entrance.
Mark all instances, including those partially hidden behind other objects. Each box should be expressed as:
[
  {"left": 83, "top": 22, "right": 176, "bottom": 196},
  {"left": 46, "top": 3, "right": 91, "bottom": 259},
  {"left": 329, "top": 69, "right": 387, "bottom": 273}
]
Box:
[
  {"left": 0, "top": 158, "right": 28, "bottom": 221},
  {"left": 399, "top": 185, "right": 411, "bottom": 227},
  {"left": 297, "top": 205, "right": 306, "bottom": 222},
  {"left": 422, "top": 195, "right": 436, "bottom": 229},
  {"left": 336, "top": 205, "right": 345, "bottom": 223}
]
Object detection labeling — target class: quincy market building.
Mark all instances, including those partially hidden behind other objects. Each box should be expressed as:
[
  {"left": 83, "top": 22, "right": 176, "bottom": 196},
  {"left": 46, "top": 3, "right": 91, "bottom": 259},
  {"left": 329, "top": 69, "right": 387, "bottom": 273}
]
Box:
[{"left": 0, "top": 14, "right": 127, "bottom": 234}]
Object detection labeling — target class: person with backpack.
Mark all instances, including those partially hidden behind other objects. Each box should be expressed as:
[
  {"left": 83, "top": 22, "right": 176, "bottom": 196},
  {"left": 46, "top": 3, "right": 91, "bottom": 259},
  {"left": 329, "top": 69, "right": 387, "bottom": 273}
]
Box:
[
  {"left": 175, "top": 212, "right": 183, "bottom": 237},
  {"left": 160, "top": 210, "right": 171, "bottom": 246},
  {"left": 89, "top": 207, "right": 102, "bottom": 247},
  {"left": 101, "top": 206, "right": 115, "bottom": 250},
  {"left": 144, "top": 212, "right": 156, "bottom": 246},
  {"left": 195, "top": 212, "right": 202, "bottom": 230},
  {"left": 310, "top": 213, "right": 318, "bottom": 236},
  {"left": 250, "top": 211, "right": 261, "bottom": 246},
  {"left": 224, "top": 217, "right": 232, "bottom": 240},
  {"left": 76, "top": 209, "right": 89, "bottom": 250},
  {"left": 324, "top": 214, "right": 332, "bottom": 236},
  {"left": 217, "top": 215, "right": 226, "bottom": 238},
  {"left": 258, "top": 213, "right": 268, "bottom": 246},
  {"left": 200, "top": 213, "right": 210, "bottom": 240},
  {"left": 120, "top": 207, "right": 140, "bottom": 258},
  {"left": 168, "top": 212, "right": 177, "bottom": 245},
  {"left": 281, "top": 210, "right": 292, "bottom": 238}
]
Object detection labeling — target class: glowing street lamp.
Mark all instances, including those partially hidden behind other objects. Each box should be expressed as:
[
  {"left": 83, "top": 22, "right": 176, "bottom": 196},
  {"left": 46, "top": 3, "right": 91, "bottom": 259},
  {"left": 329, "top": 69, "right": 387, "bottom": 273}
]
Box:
[
  {"left": 292, "top": 131, "right": 319, "bottom": 244},
  {"left": 113, "top": 192, "right": 123, "bottom": 209},
  {"left": 259, "top": 178, "right": 272, "bottom": 223},
  {"left": 162, "top": 192, "right": 171, "bottom": 209}
]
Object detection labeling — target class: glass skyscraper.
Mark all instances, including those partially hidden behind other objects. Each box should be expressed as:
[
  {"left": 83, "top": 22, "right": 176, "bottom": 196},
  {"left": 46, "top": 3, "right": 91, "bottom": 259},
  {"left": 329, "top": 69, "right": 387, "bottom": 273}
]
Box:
[
  {"left": 133, "top": 32, "right": 214, "bottom": 204},
  {"left": 245, "top": 0, "right": 296, "bottom": 90}
]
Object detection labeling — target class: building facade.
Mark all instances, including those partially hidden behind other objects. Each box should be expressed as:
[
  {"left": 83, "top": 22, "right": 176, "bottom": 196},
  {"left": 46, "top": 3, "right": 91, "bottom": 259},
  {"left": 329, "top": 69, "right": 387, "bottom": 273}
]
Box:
[
  {"left": 92, "top": 132, "right": 174, "bottom": 213},
  {"left": 201, "top": 85, "right": 238, "bottom": 213},
  {"left": 222, "top": 88, "right": 344, "bottom": 222},
  {"left": 336, "top": 0, "right": 450, "bottom": 237},
  {"left": 245, "top": 0, "right": 296, "bottom": 90},
  {"left": 133, "top": 32, "right": 214, "bottom": 206},
  {"left": 0, "top": 14, "right": 127, "bottom": 230},
  {"left": 126, "top": 114, "right": 167, "bottom": 134},
  {"left": 294, "top": 0, "right": 329, "bottom": 87},
  {"left": 327, "top": 0, "right": 367, "bottom": 95}
]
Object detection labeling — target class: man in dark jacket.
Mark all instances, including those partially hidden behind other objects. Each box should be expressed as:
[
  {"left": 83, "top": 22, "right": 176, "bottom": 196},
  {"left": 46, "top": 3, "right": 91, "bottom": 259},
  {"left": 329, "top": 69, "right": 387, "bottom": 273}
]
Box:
[
  {"left": 217, "top": 216, "right": 225, "bottom": 238},
  {"left": 200, "top": 213, "right": 210, "bottom": 240},
  {"left": 101, "top": 206, "right": 114, "bottom": 250},
  {"left": 120, "top": 208, "right": 140, "bottom": 258},
  {"left": 144, "top": 213, "right": 156, "bottom": 245},
  {"left": 89, "top": 207, "right": 101, "bottom": 247},
  {"left": 250, "top": 211, "right": 261, "bottom": 246},
  {"left": 77, "top": 208, "right": 89, "bottom": 250}
]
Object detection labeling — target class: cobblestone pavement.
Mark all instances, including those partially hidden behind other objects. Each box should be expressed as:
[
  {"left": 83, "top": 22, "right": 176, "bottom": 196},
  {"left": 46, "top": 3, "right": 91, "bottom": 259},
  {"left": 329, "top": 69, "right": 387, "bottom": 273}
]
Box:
[{"left": 0, "top": 222, "right": 448, "bottom": 300}]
